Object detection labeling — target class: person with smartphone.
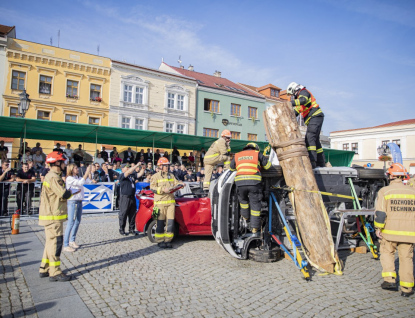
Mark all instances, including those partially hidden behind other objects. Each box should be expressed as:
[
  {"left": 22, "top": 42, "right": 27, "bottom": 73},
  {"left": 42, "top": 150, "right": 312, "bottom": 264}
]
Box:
[{"left": 63, "top": 163, "right": 92, "bottom": 252}]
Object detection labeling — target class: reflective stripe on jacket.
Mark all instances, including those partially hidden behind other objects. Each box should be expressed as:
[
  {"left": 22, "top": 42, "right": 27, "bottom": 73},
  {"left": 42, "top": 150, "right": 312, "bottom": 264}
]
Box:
[
  {"left": 204, "top": 138, "right": 230, "bottom": 165},
  {"left": 150, "top": 171, "right": 178, "bottom": 206},
  {"left": 292, "top": 88, "right": 323, "bottom": 125},
  {"left": 230, "top": 150, "right": 271, "bottom": 186},
  {"left": 374, "top": 178, "right": 415, "bottom": 243},
  {"left": 39, "top": 170, "right": 71, "bottom": 226}
]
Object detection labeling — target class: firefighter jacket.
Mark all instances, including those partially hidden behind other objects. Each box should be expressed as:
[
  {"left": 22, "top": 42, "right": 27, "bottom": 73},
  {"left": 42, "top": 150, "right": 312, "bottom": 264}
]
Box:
[
  {"left": 291, "top": 88, "right": 323, "bottom": 125},
  {"left": 150, "top": 171, "right": 179, "bottom": 206},
  {"left": 204, "top": 138, "right": 231, "bottom": 165},
  {"left": 39, "top": 170, "right": 72, "bottom": 226},
  {"left": 374, "top": 178, "right": 415, "bottom": 243},
  {"left": 230, "top": 150, "right": 271, "bottom": 186}
]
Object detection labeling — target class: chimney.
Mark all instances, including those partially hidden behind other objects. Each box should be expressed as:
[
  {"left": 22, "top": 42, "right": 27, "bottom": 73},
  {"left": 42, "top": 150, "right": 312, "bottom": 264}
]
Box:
[
  {"left": 214, "top": 70, "right": 221, "bottom": 78},
  {"left": 188, "top": 65, "right": 194, "bottom": 71},
  {"left": 180, "top": 65, "right": 184, "bottom": 69}
]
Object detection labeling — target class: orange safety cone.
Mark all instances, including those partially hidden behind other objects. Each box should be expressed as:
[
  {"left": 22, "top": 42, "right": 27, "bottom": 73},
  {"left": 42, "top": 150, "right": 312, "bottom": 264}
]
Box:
[{"left": 11, "top": 209, "right": 20, "bottom": 235}]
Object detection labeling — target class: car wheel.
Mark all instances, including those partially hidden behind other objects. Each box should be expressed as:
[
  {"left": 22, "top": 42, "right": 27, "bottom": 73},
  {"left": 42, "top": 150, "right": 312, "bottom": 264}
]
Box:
[
  {"left": 146, "top": 219, "right": 178, "bottom": 243},
  {"left": 248, "top": 246, "right": 281, "bottom": 263},
  {"left": 147, "top": 219, "right": 157, "bottom": 243},
  {"left": 357, "top": 168, "right": 385, "bottom": 179}
]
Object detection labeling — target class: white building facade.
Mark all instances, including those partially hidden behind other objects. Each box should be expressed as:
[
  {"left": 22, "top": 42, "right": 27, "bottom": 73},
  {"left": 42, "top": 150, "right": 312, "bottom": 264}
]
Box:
[
  {"left": 330, "top": 119, "right": 415, "bottom": 170},
  {"left": 109, "top": 61, "right": 197, "bottom": 135}
]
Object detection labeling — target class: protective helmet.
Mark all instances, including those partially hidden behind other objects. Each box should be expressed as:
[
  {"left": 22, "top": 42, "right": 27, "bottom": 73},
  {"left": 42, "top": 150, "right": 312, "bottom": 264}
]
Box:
[
  {"left": 221, "top": 130, "right": 231, "bottom": 138},
  {"left": 157, "top": 157, "right": 170, "bottom": 165},
  {"left": 286, "top": 82, "right": 304, "bottom": 95},
  {"left": 46, "top": 152, "right": 66, "bottom": 164},
  {"left": 387, "top": 163, "right": 407, "bottom": 177},
  {"left": 243, "top": 142, "right": 259, "bottom": 151}
]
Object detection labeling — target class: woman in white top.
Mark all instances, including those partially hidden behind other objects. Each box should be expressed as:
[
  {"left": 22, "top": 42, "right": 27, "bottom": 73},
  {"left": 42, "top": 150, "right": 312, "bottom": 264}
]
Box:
[
  {"left": 94, "top": 153, "right": 105, "bottom": 165},
  {"left": 63, "top": 163, "right": 92, "bottom": 252}
]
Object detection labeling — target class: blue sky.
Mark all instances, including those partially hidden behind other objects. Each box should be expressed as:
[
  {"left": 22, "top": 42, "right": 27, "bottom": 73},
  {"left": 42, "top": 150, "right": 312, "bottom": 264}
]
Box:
[{"left": 1, "top": 0, "right": 414, "bottom": 134}]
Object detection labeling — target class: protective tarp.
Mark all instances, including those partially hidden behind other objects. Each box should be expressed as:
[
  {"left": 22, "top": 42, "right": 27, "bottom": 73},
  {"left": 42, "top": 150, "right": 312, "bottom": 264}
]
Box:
[
  {"left": 324, "top": 148, "right": 355, "bottom": 167},
  {"left": 387, "top": 142, "right": 403, "bottom": 164},
  {"left": 0, "top": 116, "right": 268, "bottom": 152}
]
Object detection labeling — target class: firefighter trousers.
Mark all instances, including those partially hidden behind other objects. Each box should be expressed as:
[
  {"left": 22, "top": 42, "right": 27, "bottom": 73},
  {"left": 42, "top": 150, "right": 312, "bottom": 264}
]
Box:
[
  {"left": 305, "top": 116, "right": 325, "bottom": 168},
  {"left": 380, "top": 239, "right": 414, "bottom": 292},
  {"left": 155, "top": 204, "right": 175, "bottom": 243},
  {"left": 237, "top": 184, "right": 263, "bottom": 230},
  {"left": 203, "top": 155, "right": 230, "bottom": 190},
  {"left": 39, "top": 222, "right": 63, "bottom": 277}
]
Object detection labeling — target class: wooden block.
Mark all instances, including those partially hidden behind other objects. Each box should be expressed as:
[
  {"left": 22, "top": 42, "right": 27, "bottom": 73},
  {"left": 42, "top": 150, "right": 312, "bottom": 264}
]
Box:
[{"left": 354, "top": 246, "right": 367, "bottom": 254}]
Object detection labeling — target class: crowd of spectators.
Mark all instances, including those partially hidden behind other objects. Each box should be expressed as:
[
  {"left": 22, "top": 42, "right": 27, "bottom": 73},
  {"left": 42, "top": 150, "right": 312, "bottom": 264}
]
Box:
[{"left": 0, "top": 141, "right": 223, "bottom": 216}]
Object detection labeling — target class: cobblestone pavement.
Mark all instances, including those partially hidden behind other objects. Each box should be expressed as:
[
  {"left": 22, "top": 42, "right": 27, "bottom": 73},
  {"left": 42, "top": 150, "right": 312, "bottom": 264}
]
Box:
[{"left": 1, "top": 215, "right": 415, "bottom": 317}]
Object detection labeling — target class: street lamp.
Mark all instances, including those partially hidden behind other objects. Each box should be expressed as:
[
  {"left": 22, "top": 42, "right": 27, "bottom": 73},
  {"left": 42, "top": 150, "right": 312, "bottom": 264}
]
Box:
[
  {"left": 18, "top": 89, "right": 31, "bottom": 164},
  {"left": 377, "top": 144, "right": 391, "bottom": 171}
]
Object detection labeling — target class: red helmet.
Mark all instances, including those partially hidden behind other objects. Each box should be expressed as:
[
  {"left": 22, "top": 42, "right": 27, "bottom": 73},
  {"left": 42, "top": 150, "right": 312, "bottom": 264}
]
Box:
[
  {"left": 46, "top": 152, "right": 66, "bottom": 164},
  {"left": 387, "top": 163, "right": 407, "bottom": 177},
  {"left": 157, "top": 157, "right": 170, "bottom": 165}
]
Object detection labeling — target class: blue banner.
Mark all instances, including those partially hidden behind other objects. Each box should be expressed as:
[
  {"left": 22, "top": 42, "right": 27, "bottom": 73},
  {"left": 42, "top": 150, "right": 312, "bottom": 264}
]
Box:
[{"left": 82, "top": 182, "right": 114, "bottom": 212}]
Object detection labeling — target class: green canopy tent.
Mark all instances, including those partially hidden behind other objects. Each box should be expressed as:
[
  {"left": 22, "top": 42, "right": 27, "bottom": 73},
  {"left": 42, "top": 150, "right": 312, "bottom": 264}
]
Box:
[{"left": 0, "top": 116, "right": 354, "bottom": 167}]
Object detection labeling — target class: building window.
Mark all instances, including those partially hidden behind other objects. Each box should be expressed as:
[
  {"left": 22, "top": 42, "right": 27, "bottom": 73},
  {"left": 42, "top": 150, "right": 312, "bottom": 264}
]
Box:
[
  {"left": 168, "top": 93, "right": 175, "bottom": 109},
  {"left": 177, "top": 95, "right": 184, "bottom": 111},
  {"left": 271, "top": 88, "right": 279, "bottom": 97},
  {"left": 10, "top": 107, "right": 19, "bottom": 117},
  {"left": 203, "top": 128, "right": 219, "bottom": 138},
  {"left": 165, "top": 122, "right": 174, "bottom": 133},
  {"left": 248, "top": 133, "right": 257, "bottom": 141},
  {"left": 351, "top": 143, "right": 358, "bottom": 154},
  {"left": 65, "top": 114, "right": 77, "bottom": 123},
  {"left": 248, "top": 107, "right": 257, "bottom": 119},
  {"left": 135, "top": 119, "right": 144, "bottom": 130},
  {"left": 39, "top": 75, "right": 52, "bottom": 94},
  {"left": 37, "top": 111, "right": 50, "bottom": 120},
  {"left": 89, "top": 117, "right": 100, "bottom": 125},
  {"left": 90, "top": 84, "right": 101, "bottom": 100},
  {"left": 381, "top": 140, "right": 389, "bottom": 146},
  {"left": 121, "top": 117, "right": 130, "bottom": 129},
  {"left": 11, "top": 71, "right": 25, "bottom": 90},
  {"left": 231, "top": 104, "right": 241, "bottom": 117},
  {"left": 204, "top": 99, "right": 220, "bottom": 113},
  {"left": 135, "top": 87, "right": 143, "bottom": 104},
  {"left": 177, "top": 124, "right": 185, "bottom": 134},
  {"left": 231, "top": 131, "right": 241, "bottom": 140},
  {"left": 123, "top": 85, "right": 133, "bottom": 102},
  {"left": 66, "top": 80, "right": 78, "bottom": 98},
  {"left": 343, "top": 143, "right": 349, "bottom": 151},
  {"left": 392, "top": 139, "right": 401, "bottom": 148}
]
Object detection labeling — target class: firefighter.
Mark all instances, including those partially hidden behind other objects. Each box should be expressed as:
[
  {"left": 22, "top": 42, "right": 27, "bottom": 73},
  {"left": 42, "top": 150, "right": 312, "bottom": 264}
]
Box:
[
  {"left": 39, "top": 152, "right": 73, "bottom": 282},
  {"left": 374, "top": 163, "right": 415, "bottom": 297},
  {"left": 287, "top": 82, "right": 325, "bottom": 169},
  {"left": 203, "top": 130, "right": 231, "bottom": 191},
  {"left": 230, "top": 143, "right": 271, "bottom": 236},
  {"left": 150, "top": 157, "right": 183, "bottom": 248}
]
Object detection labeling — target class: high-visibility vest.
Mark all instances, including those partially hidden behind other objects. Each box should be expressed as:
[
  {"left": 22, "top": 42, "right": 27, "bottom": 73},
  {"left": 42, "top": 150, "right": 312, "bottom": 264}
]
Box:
[
  {"left": 296, "top": 88, "right": 320, "bottom": 119},
  {"left": 235, "top": 150, "right": 260, "bottom": 177}
]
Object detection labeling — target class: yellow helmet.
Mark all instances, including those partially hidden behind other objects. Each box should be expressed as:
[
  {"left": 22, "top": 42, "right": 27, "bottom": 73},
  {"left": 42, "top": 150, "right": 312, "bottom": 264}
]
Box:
[{"left": 243, "top": 142, "right": 259, "bottom": 151}]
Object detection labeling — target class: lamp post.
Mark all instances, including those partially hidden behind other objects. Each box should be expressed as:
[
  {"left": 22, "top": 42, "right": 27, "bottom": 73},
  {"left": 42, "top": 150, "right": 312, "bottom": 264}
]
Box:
[
  {"left": 18, "top": 89, "right": 31, "bottom": 163},
  {"left": 377, "top": 144, "right": 391, "bottom": 172}
]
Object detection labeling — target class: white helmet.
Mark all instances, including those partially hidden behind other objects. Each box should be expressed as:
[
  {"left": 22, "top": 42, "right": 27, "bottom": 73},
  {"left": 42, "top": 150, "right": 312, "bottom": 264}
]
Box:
[{"left": 286, "top": 82, "right": 304, "bottom": 95}]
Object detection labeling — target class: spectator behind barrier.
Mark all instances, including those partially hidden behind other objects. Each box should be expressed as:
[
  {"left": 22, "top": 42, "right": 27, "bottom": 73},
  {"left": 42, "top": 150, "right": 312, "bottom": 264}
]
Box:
[
  {"left": 0, "top": 140, "right": 8, "bottom": 162},
  {"left": 33, "top": 150, "right": 44, "bottom": 172},
  {"left": 0, "top": 160, "right": 15, "bottom": 216},
  {"left": 172, "top": 146, "right": 180, "bottom": 164},
  {"left": 101, "top": 147, "right": 109, "bottom": 162},
  {"left": 145, "top": 148, "right": 153, "bottom": 163},
  {"left": 184, "top": 169, "right": 195, "bottom": 182},
  {"left": 31, "top": 142, "right": 43, "bottom": 155},
  {"left": 196, "top": 168, "right": 205, "bottom": 182},
  {"left": 154, "top": 149, "right": 161, "bottom": 163},
  {"left": 64, "top": 143, "right": 73, "bottom": 163},
  {"left": 73, "top": 144, "right": 85, "bottom": 165},
  {"left": 123, "top": 147, "right": 134, "bottom": 164},
  {"left": 112, "top": 151, "right": 122, "bottom": 164},
  {"left": 16, "top": 162, "right": 36, "bottom": 214},
  {"left": 94, "top": 153, "right": 105, "bottom": 165}
]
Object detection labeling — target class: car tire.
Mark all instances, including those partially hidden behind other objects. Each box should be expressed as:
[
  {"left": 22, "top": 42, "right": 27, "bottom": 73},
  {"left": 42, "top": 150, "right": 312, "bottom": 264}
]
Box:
[
  {"left": 357, "top": 168, "right": 385, "bottom": 179},
  {"left": 146, "top": 219, "right": 178, "bottom": 243},
  {"left": 248, "top": 246, "right": 281, "bottom": 263}
]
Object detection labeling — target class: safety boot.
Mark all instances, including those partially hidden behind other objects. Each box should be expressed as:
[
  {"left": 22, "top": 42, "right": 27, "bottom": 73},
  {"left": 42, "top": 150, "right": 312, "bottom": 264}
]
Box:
[
  {"left": 251, "top": 228, "right": 260, "bottom": 238},
  {"left": 39, "top": 272, "right": 49, "bottom": 278},
  {"left": 401, "top": 290, "right": 414, "bottom": 297},
  {"left": 49, "top": 273, "right": 72, "bottom": 282},
  {"left": 381, "top": 281, "right": 397, "bottom": 290},
  {"left": 165, "top": 242, "right": 173, "bottom": 248}
]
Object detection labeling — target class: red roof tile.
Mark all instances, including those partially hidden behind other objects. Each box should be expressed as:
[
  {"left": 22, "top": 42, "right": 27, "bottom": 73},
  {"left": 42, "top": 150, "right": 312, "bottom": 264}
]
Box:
[
  {"left": 162, "top": 63, "right": 263, "bottom": 98},
  {"left": 331, "top": 119, "right": 415, "bottom": 134},
  {"left": 0, "top": 24, "right": 15, "bottom": 36},
  {"left": 257, "top": 83, "right": 282, "bottom": 91},
  {"left": 238, "top": 83, "right": 284, "bottom": 102}
]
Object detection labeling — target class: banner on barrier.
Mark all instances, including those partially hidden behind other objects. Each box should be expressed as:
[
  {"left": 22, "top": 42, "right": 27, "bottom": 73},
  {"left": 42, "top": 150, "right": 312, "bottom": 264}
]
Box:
[{"left": 82, "top": 182, "right": 114, "bottom": 212}]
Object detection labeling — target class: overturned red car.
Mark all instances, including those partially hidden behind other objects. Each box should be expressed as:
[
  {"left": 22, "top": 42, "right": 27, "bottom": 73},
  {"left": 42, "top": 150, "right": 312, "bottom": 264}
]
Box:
[{"left": 135, "top": 190, "right": 211, "bottom": 242}]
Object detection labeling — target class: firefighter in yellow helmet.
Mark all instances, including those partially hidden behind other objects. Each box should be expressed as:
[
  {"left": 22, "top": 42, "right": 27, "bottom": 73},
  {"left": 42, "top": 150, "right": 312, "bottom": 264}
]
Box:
[
  {"left": 374, "top": 163, "right": 415, "bottom": 297},
  {"left": 230, "top": 142, "right": 271, "bottom": 236},
  {"left": 39, "top": 152, "right": 73, "bottom": 282},
  {"left": 150, "top": 157, "right": 183, "bottom": 248},
  {"left": 203, "top": 130, "right": 231, "bottom": 191}
]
